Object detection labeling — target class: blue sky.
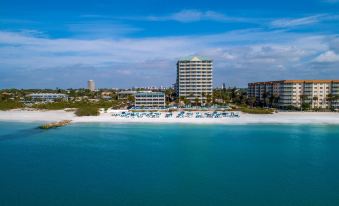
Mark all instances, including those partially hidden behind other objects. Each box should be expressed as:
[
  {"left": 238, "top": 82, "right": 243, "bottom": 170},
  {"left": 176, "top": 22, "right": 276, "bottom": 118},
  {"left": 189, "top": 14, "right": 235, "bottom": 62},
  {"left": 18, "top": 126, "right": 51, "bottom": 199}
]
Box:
[{"left": 0, "top": 0, "right": 339, "bottom": 88}]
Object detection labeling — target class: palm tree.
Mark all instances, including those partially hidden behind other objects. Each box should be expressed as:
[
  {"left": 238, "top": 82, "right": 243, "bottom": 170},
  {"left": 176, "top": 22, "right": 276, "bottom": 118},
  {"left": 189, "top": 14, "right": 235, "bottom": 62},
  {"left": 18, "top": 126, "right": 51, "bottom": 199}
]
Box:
[
  {"left": 268, "top": 95, "right": 274, "bottom": 107},
  {"left": 312, "top": 96, "right": 318, "bottom": 109},
  {"left": 248, "top": 96, "right": 256, "bottom": 108},
  {"left": 326, "top": 93, "right": 335, "bottom": 109},
  {"left": 179, "top": 96, "right": 185, "bottom": 106},
  {"left": 230, "top": 87, "right": 237, "bottom": 101},
  {"left": 165, "top": 88, "right": 175, "bottom": 103},
  {"left": 239, "top": 91, "right": 246, "bottom": 105},
  {"left": 334, "top": 95, "right": 339, "bottom": 110},
  {"left": 194, "top": 97, "right": 200, "bottom": 106},
  {"left": 206, "top": 94, "right": 212, "bottom": 106},
  {"left": 201, "top": 92, "right": 206, "bottom": 105},
  {"left": 183, "top": 98, "right": 190, "bottom": 106},
  {"left": 299, "top": 94, "right": 308, "bottom": 111},
  {"left": 261, "top": 92, "right": 269, "bottom": 107},
  {"left": 271, "top": 94, "right": 280, "bottom": 108}
]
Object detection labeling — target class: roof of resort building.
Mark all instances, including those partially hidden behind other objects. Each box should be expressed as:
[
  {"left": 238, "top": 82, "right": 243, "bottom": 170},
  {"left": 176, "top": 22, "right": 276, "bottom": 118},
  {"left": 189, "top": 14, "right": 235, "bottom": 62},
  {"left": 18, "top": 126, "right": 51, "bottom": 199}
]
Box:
[
  {"left": 135, "top": 92, "right": 165, "bottom": 96},
  {"left": 177, "top": 56, "right": 212, "bottom": 62},
  {"left": 284, "top": 80, "right": 339, "bottom": 83},
  {"left": 248, "top": 80, "right": 339, "bottom": 85},
  {"left": 118, "top": 90, "right": 154, "bottom": 95},
  {"left": 118, "top": 91, "right": 138, "bottom": 95},
  {"left": 248, "top": 81, "right": 285, "bottom": 85}
]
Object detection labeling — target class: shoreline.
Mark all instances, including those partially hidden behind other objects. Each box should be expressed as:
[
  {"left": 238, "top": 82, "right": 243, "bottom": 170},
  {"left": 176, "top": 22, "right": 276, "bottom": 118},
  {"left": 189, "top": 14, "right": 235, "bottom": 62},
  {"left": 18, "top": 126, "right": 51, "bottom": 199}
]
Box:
[{"left": 0, "top": 109, "right": 339, "bottom": 125}]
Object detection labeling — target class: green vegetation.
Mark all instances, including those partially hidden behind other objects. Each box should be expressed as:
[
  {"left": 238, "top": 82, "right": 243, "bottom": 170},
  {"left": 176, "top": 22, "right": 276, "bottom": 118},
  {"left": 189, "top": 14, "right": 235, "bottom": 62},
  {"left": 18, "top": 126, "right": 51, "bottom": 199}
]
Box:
[
  {"left": 212, "top": 87, "right": 248, "bottom": 105},
  {"left": 31, "top": 100, "right": 125, "bottom": 110},
  {"left": 75, "top": 106, "right": 100, "bottom": 116},
  {"left": 0, "top": 101, "right": 24, "bottom": 111},
  {"left": 301, "top": 103, "right": 311, "bottom": 111},
  {"left": 0, "top": 88, "right": 127, "bottom": 112},
  {"left": 165, "top": 88, "right": 176, "bottom": 105},
  {"left": 239, "top": 107, "right": 275, "bottom": 114},
  {"left": 127, "top": 95, "right": 135, "bottom": 103}
]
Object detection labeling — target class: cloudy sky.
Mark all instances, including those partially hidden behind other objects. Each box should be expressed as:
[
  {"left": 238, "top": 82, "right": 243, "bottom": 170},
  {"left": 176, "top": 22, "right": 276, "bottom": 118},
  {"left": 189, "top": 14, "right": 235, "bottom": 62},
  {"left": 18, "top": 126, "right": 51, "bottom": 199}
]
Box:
[{"left": 0, "top": 0, "right": 339, "bottom": 89}]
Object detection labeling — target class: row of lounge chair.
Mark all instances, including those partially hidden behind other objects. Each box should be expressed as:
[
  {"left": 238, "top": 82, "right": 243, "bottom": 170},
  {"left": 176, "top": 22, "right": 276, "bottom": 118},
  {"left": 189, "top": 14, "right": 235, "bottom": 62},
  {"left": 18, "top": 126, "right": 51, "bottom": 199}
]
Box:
[
  {"left": 112, "top": 111, "right": 240, "bottom": 118},
  {"left": 174, "top": 111, "right": 239, "bottom": 118},
  {"left": 112, "top": 112, "right": 161, "bottom": 118}
]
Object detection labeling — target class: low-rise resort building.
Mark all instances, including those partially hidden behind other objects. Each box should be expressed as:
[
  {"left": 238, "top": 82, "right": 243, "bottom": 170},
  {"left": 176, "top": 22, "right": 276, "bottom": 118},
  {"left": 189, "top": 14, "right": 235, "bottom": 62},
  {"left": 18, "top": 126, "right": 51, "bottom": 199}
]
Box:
[
  {"left": 27, "top": 93, "right": 68, "bottom": 102},
  {"left": 248, "top": 80, "right": 339, "bottom": 109},
  {"left": 134, "top": 92, "right": 165, "bottom": 108}
]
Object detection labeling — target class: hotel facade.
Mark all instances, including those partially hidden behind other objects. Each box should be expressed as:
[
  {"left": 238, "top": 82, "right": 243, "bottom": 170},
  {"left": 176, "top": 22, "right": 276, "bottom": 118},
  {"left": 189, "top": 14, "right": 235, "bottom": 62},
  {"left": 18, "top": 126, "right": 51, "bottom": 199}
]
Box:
[
  {"left": 134, "top": 92, "right": 165, "bottom": 108},
  {"left": 248, "top": 80, "right": 339, "bottom": 109},
  {"left": 176, "top": 56, "right": 213, "bottom": 102}
]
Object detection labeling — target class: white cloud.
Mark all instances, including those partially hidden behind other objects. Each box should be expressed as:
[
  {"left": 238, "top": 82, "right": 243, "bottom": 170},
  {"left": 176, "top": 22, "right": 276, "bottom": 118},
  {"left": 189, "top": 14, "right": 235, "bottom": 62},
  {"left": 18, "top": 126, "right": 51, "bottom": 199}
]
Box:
[
  {"left": 170, "top": 10, "right": 205, "bottom": 22},
  {"left": 146, "top": 9, "right": 248, "bottom": 23},
  {"left": 271, "top": 15, "right": 324, "bottom": 28},
  {"left": 0, "top": 29, "right": 338, "bottom": 88},
  {"left": 314, "top": 50, "right": 339, "bottom": 62},
  {"left": 270, "top": 14, "right": 339, "bottom": 28}
]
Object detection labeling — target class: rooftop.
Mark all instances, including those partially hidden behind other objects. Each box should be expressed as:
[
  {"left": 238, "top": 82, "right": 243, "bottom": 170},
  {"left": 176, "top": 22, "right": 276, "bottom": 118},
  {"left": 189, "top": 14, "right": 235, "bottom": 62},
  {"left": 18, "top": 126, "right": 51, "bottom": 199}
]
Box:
[
  {"left": 178, "top": 56, "right": 212, "bottom": 62},
  {"left": 248, "top": 80, "right": 339, "bottom": 85},
  {"left": 135, "top": 92, "right": 165, "bottom": 96},
  {"left": 118, "top": 91, "right": 138, "bottom": 95}
]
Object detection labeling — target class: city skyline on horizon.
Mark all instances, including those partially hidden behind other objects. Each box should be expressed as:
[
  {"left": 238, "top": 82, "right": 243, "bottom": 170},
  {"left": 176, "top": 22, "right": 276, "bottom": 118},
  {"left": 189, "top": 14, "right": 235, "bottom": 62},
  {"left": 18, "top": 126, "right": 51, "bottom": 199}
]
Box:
[{"left": 1, "top": 0, "right": 339, "bottom": 89}]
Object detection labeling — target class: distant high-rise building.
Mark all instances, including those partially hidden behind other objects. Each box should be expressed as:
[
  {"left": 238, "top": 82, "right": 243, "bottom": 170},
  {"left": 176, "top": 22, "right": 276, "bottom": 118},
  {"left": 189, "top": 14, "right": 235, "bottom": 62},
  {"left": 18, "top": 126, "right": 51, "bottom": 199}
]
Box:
[
  {"left": 88, "top": 80, "right": 95, "bottom": 91},
  {"left": 222, "top": 83, "right": 226, "bottom": 90},
  {"left": 176, "top": 56, "right": 213, "bottom": 102}
]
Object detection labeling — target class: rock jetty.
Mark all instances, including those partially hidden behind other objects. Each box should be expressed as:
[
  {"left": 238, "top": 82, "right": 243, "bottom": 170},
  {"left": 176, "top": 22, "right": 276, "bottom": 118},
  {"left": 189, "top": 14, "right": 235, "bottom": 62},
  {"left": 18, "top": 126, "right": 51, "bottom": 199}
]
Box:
[{"left": 39, "top": 120, "right": 72, "bottom": 129}]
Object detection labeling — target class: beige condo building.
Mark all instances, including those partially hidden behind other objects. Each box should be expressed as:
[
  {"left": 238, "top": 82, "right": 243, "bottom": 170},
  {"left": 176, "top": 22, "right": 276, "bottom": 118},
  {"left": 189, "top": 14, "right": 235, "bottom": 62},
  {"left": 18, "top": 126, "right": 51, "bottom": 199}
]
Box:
[
  {"left": 176, "top": 56, "right": 213, "bottom": 102},
  {"left": 248, "top": 80, "right": 339, "bottom": 109}
]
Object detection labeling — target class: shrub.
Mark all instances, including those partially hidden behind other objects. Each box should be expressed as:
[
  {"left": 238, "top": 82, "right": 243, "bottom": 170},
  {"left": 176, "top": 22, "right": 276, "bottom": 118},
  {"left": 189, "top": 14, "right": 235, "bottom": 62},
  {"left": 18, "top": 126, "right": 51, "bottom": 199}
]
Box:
[
  {"left": 0, "top": 101, "right": 24, "bottom": 111},
  {"left": 75, "top": 106, "right": 99, "bottom": 116},
  {"left": 240, "top": 107, "right": 274, "bottom": 114}
]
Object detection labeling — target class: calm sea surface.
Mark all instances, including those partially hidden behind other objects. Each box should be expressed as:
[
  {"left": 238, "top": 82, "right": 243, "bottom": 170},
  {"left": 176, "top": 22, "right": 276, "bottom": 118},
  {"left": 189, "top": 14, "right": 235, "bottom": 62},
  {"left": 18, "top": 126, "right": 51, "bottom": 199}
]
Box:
[{"left": 0, "top": 122, "right": 339, "bottom": 206}]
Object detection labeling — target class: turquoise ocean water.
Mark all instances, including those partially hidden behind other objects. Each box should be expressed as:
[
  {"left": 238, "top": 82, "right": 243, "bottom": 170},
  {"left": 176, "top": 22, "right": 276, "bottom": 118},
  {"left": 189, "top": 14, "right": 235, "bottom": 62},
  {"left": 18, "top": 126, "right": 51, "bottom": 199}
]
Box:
[{"left": 0, "top": 122, "right": 339, "bottom": 206}]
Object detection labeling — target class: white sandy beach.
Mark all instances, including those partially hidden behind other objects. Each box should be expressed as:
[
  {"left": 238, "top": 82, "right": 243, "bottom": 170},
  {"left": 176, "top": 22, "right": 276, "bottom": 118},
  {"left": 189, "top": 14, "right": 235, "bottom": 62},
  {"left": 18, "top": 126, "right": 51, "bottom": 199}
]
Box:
[{"left": 0, "top": 109, "right": 339, "bottom": 124}]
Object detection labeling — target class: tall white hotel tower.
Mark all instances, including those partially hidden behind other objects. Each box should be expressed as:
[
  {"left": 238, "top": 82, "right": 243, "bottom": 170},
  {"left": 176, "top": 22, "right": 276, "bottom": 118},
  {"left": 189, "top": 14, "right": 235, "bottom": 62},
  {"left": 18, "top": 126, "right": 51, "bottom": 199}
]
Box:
[
  {"left": 87, "top": 80, "right": 95, "bottom": 91},
  {"left": 176, "top": 56, "right": 213, "bottom": 103}
]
